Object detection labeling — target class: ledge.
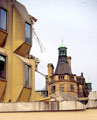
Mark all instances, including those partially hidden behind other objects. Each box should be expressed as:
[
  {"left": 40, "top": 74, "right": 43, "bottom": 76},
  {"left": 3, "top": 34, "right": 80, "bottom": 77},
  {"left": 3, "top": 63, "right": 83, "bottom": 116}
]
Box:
[{"left": 0, "top": 101, "right": 86, "bottom": 112}]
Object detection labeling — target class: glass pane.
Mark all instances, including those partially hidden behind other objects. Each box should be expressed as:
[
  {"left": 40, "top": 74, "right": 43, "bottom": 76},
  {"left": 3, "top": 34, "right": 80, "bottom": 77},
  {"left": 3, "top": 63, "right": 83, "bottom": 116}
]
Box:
[
  {"left": 0, "top": 55, "right": 6, "bottom": 79},
  {"left": 0, "top": 55, "right": 6, "bottom": 62},
  {"left": 25, "top": 65, "right": 29, "bottom": 86},
  {"left": 0, "top": 9, "right": 7, "bottom": 30},
  {"left": 60, "top": 84, "right": 64, "bottom": 92},
  {"left": 25, "top": 23, "right": 31, "bottom": 43},
  {"left": 70, "top": 85, "right": 74, "bottom": 92}
]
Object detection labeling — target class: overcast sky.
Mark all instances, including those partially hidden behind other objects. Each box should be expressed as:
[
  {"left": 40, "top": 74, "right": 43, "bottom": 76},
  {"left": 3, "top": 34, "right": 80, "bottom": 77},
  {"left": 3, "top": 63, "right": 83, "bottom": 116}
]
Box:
[{"left": 17, "top": 0, "right": 97, "bottom": 91}]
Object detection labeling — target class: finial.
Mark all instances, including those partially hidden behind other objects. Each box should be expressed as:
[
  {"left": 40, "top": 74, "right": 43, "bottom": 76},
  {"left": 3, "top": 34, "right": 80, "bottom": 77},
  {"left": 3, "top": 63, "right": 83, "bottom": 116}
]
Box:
[
  {"left": 61, "top": 37, "right": 63, "bottom": 43},
  {"left": 59, "top": 37, "right": 66, "bottom": 48}
]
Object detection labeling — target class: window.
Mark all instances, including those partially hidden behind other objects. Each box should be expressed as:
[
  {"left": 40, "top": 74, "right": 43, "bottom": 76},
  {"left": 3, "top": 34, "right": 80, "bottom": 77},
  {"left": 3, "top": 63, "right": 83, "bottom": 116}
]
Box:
[
  {"left": 25, "top": 22, "right": 31, "bottom": 43},
  {"left": 59, "top": 76, "right": 64, "bottom": 80},
  {"left": 51, "top": 86, "right": 55, "bottom": 93},
  {"left": 60, "top": 84, "right": 64, "bottom": 92},
  {"left": 70, "top": 84, "right": 74, "bottom": 92},
  {"left": 70, "top": 76, "right": 74, "bottom": 81},
  {"left": 0, "top": 55, "right": 6, "bottom": 79},
  {"left": 25, "top": 65, "right": 31, "bottom": 86},
  {"left": 0, "top": 8, "right": 7, "bottom": 31}
]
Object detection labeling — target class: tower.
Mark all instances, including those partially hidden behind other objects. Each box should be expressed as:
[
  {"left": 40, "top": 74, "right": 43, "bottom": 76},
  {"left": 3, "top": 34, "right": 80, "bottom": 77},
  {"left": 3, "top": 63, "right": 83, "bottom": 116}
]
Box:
[
  {"left": 55, "top": 42, "right": 72, "bottom": 75},
  {"left": 45, "top": 42, "right": 89, "bottom": 101}
]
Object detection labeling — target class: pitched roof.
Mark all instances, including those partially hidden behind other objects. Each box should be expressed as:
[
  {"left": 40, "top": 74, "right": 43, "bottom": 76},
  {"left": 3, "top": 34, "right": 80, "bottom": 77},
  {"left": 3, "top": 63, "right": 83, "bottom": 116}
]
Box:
[{"left": 54, "top": 56, "right": 72, "bottom": 75}]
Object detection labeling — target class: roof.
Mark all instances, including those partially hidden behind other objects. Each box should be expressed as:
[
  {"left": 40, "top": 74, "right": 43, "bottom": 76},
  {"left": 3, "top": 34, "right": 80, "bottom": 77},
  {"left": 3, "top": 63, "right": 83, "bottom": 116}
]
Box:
[
  {"left": 59, "top": 42, "right": 66, "bottom": 48},
  {"left": 55, "top": 56, "right": 72, "bottom": 75},
  {"left": 29, "top": 15, "right": 37, "bottom": 22},
  {"left": 0, "top": 0, "right": 8, "bottom": 10},
  {"left": 14, "top": 1, "right": 31, "bottom": 24}
]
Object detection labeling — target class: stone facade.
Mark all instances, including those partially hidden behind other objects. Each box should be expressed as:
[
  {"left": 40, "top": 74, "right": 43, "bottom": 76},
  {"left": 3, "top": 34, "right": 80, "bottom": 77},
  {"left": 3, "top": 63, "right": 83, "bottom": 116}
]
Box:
[{"left": 45, "top": 43, "right": 90, "bottom": 101}]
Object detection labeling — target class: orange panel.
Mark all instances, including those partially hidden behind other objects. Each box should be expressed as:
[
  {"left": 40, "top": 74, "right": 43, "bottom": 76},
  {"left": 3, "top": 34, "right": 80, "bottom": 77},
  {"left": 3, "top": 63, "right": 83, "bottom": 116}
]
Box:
[
  {"left": 15, "top": 42, "right": 31, "bottom": 57},
  {"left": 0, "top": 79, "right": 7, "bottom": 100},
  {"left": 0, "top": 30, "right": 7, "bottom": 47},
  {"left": 18, "top": 87, "right": 31, "bottom": 102}
]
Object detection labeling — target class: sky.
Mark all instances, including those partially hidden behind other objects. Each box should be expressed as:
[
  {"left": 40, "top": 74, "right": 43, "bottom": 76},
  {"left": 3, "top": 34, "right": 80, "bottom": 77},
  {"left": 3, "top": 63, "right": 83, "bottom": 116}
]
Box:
[{"left": 17, "top": 0, "right": 97, "bottom": 91}]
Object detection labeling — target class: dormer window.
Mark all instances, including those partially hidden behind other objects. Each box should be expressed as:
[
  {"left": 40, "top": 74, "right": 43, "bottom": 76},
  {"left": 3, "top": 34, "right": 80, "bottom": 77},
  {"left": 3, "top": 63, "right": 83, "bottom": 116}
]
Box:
[
  {"left": 25, "top": 22, "right": 31, "bottom": 43},
  {"left": 0, "top": 8, "right": 7, "bottom": 31}
]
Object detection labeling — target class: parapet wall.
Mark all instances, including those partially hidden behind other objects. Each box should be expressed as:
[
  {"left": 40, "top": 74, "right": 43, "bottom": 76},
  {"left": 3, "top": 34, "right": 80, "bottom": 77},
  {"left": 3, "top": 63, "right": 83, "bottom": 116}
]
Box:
[
  {"left": 88, "top": 91, "right": 97, "bottom": 100},
  {"left": 0, "top": 100, "right": 97, "bottom": 112},
  {"left": 0, "top": 91, "right": 97, "bottom": 112},
  {"left": 0, "top": 101, "right": 86, "bottom": 112},
  {"left": 87, "top": 91, "right": 97, "bottom": 108},
  {"left": 87, "top": 100, "right": 97, "bottom": 108}
]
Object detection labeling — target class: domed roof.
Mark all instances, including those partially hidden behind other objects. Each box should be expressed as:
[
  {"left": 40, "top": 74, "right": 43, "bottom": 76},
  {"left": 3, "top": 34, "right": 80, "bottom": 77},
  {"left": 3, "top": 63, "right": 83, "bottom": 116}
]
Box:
[
  {"left": 59, "top": 42, "right": 66, "bottom": 48},
  {"left": 88, "top": 80, "right": 91, "bottom": 83}
]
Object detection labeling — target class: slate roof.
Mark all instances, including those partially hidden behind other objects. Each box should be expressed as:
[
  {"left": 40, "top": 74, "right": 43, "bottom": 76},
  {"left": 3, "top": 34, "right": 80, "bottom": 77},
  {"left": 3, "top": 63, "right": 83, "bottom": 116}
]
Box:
[{"left": 54, "top": 56, "right": 72, "bottom": 75}]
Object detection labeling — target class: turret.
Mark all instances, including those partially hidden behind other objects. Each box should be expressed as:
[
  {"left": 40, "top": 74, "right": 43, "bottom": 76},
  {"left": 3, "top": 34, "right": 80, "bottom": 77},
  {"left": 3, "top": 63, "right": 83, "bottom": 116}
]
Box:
[
  {"left": 55, "top": 42, "right": 72, "bottom": 75},
  {"left": 86, "top": 81, "right": 92, "bottom": 92},
  {"left": 58, "top": 43, "right": 67, "bottom": 57}
]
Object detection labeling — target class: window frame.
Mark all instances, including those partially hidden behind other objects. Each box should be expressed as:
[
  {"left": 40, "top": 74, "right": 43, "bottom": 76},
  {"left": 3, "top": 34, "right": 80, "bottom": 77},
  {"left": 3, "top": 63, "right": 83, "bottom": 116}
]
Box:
[
  {"left": 25, "top": 64, "right": 31, "bottom": 87},
  {"left": 0, "top": 54, "right": 6, "bottom": 80},
  {"left": 51, "top": 85, "right": 56, "bottom": 93},
  {"left": 60, "top": 84, "right": 64, "bottom": 92},
  {"left": 70, "top": 84, "right": 74, "bottom": 92},
  {"left": 25, "top": 22, "right": 31, "bottom": 44},
  {"left": 59, "top": 75, "right": 64, "bottom": 80},
  {"left": 0, "top": 8, "right": 7, "bottom": 31}
]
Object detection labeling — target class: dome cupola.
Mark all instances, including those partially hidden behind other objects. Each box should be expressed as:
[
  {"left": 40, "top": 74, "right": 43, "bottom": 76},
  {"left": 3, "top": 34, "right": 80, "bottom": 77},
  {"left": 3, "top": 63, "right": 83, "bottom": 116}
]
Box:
[{"left": 58, "top": 42, "right": 67, "bottom": 57}]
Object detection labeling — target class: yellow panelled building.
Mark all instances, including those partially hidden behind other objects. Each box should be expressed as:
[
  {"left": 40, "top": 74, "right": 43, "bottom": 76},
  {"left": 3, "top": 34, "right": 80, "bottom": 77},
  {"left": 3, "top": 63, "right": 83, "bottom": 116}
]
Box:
[{"left": 0, "top": 0, "right": 38, "bottom": 102}]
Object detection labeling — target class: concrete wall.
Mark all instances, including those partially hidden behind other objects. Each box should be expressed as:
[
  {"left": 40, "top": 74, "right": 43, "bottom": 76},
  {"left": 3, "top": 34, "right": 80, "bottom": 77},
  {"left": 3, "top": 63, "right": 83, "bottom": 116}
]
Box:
[
  {"left": 88, "top": 91, "right": 97, "bottom": 100},
  {"left": 87, "top": 91, "right": 97, "bottom": 108},
  {"left": 87, "top": 100, "right": 97, "bottom": 108},
  {"left": 0, "top": 101, "right": 86, "bottom": 112}
]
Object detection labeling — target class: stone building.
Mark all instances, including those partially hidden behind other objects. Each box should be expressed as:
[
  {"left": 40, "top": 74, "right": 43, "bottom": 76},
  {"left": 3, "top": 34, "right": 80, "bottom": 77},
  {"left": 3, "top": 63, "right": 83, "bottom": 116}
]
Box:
[
  {"left": 46, "top": 43, "right": 90, "bottom": 100},
  {"left": 36, "top": 43, "right": 91, "bottom": 101}
]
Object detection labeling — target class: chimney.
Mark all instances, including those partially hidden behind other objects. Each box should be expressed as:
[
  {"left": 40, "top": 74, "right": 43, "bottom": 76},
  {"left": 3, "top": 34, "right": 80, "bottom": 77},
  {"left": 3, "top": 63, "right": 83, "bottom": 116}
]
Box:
[
  {"left": 47, "top": 63, "right": 54, "bottom": 77},
  {"left": 81, "top": 72, "right": 83, "bottom": 77},
  {"left": 67, "top": 56, "right": 71, "bottom": 69}
]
